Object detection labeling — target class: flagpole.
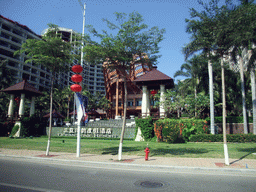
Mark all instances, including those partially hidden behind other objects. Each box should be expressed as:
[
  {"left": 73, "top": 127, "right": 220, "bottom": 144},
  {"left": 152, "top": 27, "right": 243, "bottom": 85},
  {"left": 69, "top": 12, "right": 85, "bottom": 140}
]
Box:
[{"left": 76, "top": 93, "right": 81, "bottom": 157}]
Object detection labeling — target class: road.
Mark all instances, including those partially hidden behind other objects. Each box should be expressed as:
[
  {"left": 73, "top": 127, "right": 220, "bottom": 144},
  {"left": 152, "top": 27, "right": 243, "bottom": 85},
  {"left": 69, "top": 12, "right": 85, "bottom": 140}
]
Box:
[{"left": 0, "top": 156, "right": 255, "bottom": 192}]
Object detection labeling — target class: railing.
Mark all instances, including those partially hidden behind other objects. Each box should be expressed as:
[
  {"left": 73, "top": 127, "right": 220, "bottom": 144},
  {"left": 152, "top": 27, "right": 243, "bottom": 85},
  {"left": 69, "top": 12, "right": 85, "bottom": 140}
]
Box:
[{"left": 138, "top": 112, "right": 166, "bottom": 119}]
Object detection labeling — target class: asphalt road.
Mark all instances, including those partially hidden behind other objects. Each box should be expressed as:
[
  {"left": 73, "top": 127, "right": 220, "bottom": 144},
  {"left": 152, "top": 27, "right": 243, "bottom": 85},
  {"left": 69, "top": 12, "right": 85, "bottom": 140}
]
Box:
[{"left": 0, "top": 156, "right": 255, "bottom": 192}]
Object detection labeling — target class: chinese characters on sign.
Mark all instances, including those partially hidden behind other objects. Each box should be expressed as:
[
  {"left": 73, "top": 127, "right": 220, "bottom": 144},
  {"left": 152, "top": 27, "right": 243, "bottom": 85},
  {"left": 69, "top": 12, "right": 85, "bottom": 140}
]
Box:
[{"left": 62, "top": 128, "right": 113, "bottom": 138}]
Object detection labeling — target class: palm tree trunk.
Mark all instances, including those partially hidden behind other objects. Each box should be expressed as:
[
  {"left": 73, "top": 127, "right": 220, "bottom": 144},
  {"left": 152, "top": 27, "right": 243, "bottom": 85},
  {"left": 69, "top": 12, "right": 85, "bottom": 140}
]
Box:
[
  {"left": 250, "top": 70, "right": 256, "bottom": 134},
  {"left": 249, "top": 49, "right": 256, "bottom": 135},
  {"left": 67, "top": 97, "right": 70, "bottom": 119},
  {"left": 46, "top": 75, "right": 54, "bottom": 156},
  {"left": 221, "top": 57, "right": 229, "bottom": 166},
  {"left": 208, "top": 59, "right": 215, "bottom": 134},
  {"left": 118, "top": 77, "right": 127, "bottom": 161},
  {"left": 239, "top": 55, "right": 248, "bottom": 134}
]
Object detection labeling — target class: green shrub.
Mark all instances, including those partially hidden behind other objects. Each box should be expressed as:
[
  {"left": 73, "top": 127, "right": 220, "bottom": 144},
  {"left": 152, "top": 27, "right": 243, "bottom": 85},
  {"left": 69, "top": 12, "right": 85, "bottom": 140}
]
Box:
[
  {"left": 155, "top": 118, "right": 209, "bottom": 143},
  {"left": 155, "top": 119, "right": 183, "bottom": 143},
  {"left": 190, "top": 133, "right": 256, "bottom": 142},
  {"left": 10, "top": 125, "right": 20, "bottom": 136},
  {"left": 20, "top": 114, "right": 47, "bottom": 137},
  {"left": 135, "top": 116, "right": 154, "bottom": 141},
  {"left": 0, "top": 121, "right": 15, "bottom": 136}
]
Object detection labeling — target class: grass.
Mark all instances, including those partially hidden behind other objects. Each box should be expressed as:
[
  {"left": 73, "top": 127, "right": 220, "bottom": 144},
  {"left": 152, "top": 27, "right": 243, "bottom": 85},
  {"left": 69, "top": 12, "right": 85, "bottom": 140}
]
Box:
[{"left": 0, "top": 136, "right": 256, "bottom": 159}]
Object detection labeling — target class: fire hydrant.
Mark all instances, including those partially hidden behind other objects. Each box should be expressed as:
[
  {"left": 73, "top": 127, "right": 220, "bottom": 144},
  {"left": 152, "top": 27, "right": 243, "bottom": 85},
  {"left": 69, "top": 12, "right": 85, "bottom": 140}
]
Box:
[{"left": 144, "top": 146, "right": 150, "bottom": 161}]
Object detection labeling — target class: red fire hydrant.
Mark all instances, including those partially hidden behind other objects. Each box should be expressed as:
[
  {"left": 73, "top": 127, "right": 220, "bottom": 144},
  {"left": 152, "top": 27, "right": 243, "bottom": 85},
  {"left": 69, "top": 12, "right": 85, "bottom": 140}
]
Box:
[{"left": 144, "top": 146, "right": 150, "bottom": 161}]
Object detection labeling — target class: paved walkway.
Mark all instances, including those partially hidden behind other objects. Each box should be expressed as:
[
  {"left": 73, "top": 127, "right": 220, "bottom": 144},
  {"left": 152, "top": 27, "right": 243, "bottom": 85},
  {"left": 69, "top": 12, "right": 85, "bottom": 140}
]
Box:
[{"left": 1, "top": 148, "right": 256, "bottom": 171}]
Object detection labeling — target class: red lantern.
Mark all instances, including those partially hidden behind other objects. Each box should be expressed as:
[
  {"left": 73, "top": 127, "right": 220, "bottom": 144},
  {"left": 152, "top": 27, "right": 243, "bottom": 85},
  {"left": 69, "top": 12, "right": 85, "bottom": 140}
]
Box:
[
  {"left": 15, "top": 97, "right": 20, "bottom": 106},
  {"left": 71, "top": 74, "right": 83, "bottom": 82},
  {"left": 72, "top": 65, "right": 83, "bottom": 73},
  {"left": 70, "top": 84, "right": 82, "bottom": 92},
  {"left": 150, "top": 90, "right": 157, "bottom": 96}
]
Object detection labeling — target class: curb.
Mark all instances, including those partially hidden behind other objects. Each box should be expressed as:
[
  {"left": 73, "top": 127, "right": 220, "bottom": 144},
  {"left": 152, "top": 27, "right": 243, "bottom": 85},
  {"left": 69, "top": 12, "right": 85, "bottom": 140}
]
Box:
[{"left": 1, "top": 154, "right": 256, "bottom": 173}]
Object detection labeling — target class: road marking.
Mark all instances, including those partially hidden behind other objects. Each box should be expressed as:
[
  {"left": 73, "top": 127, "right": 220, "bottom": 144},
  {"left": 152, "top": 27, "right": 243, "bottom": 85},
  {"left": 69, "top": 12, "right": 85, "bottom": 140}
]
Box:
[
  {"left": 38, "top": 160, "right": 256, "bottom": 178},
  {"left": 1, "top": 155, "right": 256, "bottom": 178},
  {"left": 0, "top": 182, "right": 64, "bottom": 192}
]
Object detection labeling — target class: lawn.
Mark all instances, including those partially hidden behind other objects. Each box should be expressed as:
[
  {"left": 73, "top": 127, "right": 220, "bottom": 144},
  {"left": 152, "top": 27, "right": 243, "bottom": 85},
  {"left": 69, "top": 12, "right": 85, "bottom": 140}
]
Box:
[{"left": 0, "top": 136, "right": 255, "bottom": 159}]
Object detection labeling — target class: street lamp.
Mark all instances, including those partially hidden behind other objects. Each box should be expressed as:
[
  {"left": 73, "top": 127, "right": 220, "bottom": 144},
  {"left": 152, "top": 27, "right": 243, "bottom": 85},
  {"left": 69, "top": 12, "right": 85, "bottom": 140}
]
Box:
[
  {"left": 76, "top": 0, "right": 86, "bottom": 158},
  {"left": 78, "top": 0, "right": 86, "bottom": 68}
]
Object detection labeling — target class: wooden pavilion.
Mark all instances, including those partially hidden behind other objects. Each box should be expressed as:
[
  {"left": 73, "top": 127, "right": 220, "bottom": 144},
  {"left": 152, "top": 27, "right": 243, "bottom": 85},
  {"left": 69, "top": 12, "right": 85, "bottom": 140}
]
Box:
[
  {"left": 1, "top": 79, "right": 43, "bottom": 120},
  {"left": 103, "top": 55, "right": 174, "bottom": 119}
]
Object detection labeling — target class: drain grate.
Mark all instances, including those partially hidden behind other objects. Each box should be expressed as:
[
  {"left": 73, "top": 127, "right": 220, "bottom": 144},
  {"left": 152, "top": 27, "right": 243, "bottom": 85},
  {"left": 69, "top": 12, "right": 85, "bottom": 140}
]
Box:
[{"left": 135, "top": 181, "right": 164, "bottom": 188}]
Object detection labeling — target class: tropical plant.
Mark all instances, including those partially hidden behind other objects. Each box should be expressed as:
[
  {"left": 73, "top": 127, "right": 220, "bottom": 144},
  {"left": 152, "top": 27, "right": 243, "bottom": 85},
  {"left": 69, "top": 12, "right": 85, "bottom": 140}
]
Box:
[
  {"left": 228, "top": 0, "right": 256, "bottom": 134},
  {"left": 0, "top": 59, "right": 16, "bottom": 120},
  {"left": 14, "top": 23, "right": 74, "bottom": 156},
  {"left": 184, "top": 0, "right": 235, "bottom": 165},
  {"left": 83, "top": 11, "right": 165, "bottom": 160},
  {"left": 174, "top": 54, "right": 209, "bottom": 117}
]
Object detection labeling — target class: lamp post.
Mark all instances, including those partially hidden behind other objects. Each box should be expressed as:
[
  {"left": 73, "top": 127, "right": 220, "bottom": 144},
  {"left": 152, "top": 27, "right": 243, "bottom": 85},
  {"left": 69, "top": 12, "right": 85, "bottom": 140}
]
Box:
[
  {"left": 78, "top": 0, "right": 86, "bottom": 68},
  {"left": 76, "top": 1, "right": 86, "bottom": 158}
]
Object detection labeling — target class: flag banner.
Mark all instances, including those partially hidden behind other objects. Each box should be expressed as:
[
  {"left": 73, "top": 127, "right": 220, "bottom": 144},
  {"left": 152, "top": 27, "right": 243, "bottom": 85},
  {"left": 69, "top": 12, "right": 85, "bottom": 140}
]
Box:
[{"left": 75, "top": 92, "right": 88, "bottom": 123}]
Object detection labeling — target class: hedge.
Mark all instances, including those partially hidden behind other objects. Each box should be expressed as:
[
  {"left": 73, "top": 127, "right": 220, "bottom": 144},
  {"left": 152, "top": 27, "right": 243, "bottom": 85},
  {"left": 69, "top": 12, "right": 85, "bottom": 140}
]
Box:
[
  {"left": 10, "top": 125, "right": 20, "bottom": 137},
  {"left": 190, "top": 133, "right": 256, "bottom": 142},
  {"left": 154, "top": 118, "right": 209, "bottom": 143},
  {"left": 135, "top": 116, "right": 155, "bottom": 141},
  {"left": 20, "top": 114, "right": 47, "bottom": 137}
]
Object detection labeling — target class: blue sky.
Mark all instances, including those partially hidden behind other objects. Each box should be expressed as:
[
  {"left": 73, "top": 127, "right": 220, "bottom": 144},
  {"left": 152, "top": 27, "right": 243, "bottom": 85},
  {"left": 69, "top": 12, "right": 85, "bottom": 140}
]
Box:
[{"left": 0, "top": 0, "right": 235, "bottom": 83}]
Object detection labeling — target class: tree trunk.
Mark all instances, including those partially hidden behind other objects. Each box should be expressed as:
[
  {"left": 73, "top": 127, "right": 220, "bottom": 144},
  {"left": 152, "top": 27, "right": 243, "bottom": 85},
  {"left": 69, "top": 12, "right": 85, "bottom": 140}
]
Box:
[
  {"left": 46, "top": 75, "right": 54, "bottom": 156},
  {"left": 221, "top": 57, "right": 229, "bottom": 166},
  {"left": 208, "top": 59, "right": 215, "bottom": 134},
  {"left": 194, "top": 77, "right": 198, "bottom": 118},
  {"left": 118, "top": 77, "right": 127, "bottom": 161},
  {"left": 239, "top": 55, "right": 248, "bottom": 134},
  {"left": 250, "top": 70, "right": 256, "bottom": 134},
  {"left": 249, "top": 49, "right": 256, "bottom": 135},
  {"left": 67, "top": 97, "right": 70, "bottom": 119}
]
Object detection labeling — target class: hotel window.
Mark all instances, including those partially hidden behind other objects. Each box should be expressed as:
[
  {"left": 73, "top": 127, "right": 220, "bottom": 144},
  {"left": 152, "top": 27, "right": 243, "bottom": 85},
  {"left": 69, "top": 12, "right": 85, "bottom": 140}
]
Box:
[
  {"left": 127, "top": 100, "right": 134, "bottom": 107},
  {"left": 136, "top": 99, "right": 142, "bottom": 106}
]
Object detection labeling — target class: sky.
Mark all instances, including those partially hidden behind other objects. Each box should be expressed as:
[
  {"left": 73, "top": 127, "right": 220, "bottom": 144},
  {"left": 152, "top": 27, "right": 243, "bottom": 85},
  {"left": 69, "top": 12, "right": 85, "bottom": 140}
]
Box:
[{"left": 0, "top": 0, "right": 236, "bottom": 83}]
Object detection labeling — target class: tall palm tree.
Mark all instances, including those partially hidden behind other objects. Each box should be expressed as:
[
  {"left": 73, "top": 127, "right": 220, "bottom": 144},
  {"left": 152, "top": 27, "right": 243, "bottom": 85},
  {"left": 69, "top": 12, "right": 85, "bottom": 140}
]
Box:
[
  {"left": 174, "top": 55, "right": 208, "bottom": 117},
  {"left": 184, "top": 0, "right": 234, "bottom": 165},
  {"left": 183, "top": 1, "right": 218, "bottom": 134},
  {"left": 229, "top": 0, "right": 256, "bottom": 134}
]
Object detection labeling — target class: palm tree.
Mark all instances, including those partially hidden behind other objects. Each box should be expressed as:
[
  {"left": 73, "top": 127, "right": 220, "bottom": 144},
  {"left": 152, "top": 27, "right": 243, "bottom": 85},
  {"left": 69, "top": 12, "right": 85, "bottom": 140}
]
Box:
[
  {"left": 229, "top": 0, "right": 256, "bottom": 134},
  {"left": 184, "top": 0, "right": 234, "bottom": 165},
  {"left": 174, "top": 55, "right": 208, "bottom": 117},
  {"left": 183, "top": 1, "right": 218, "bottom": 134}
]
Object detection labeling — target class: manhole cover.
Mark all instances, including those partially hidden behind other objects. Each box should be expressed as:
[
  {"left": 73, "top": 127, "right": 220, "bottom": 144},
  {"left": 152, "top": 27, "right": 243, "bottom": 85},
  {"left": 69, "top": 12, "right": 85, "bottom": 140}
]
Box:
[{"left": 135, "top": 181, "right": 164, "bottom": 188}]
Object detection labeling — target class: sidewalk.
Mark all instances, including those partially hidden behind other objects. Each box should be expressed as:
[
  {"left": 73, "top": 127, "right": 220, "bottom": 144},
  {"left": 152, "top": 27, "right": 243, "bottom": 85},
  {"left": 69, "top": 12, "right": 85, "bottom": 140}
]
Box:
[{"left": 1, "top": 148, "right": 256, "bottom": 172}]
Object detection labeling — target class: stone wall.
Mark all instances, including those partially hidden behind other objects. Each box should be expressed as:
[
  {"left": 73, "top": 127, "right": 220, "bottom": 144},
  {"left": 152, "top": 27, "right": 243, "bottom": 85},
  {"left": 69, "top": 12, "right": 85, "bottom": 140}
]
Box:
[
  {"left": 46, "top": 119, "right": 136, "bottom": 139},
  {"left": 215, "top": 123, "right": 254, "bottom": 134}
]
